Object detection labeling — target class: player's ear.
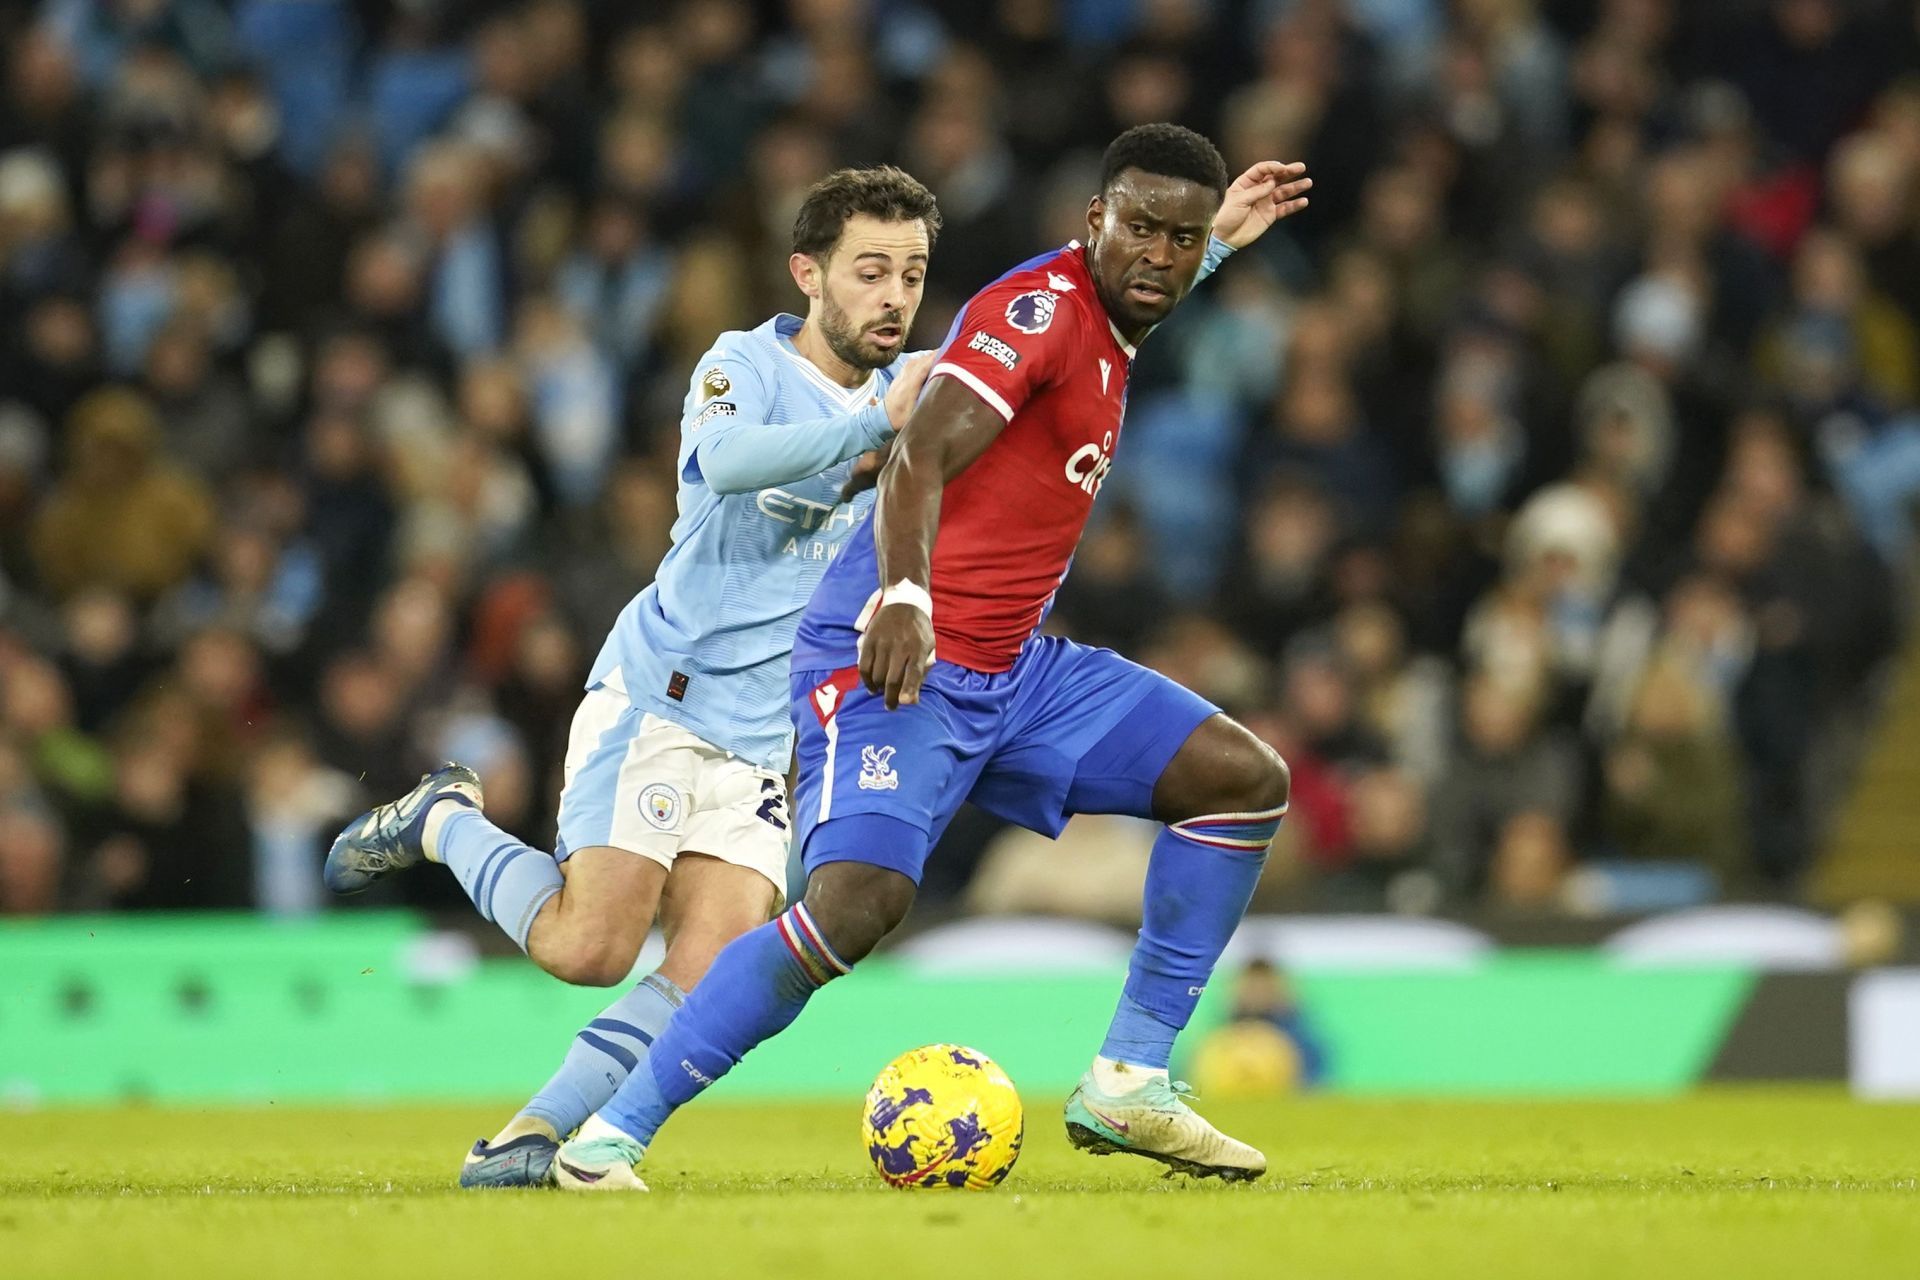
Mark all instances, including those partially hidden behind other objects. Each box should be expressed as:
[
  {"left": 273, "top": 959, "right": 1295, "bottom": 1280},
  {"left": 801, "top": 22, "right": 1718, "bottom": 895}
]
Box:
[
  {"left": 789, "top": 252, "right": 822, "bottom": 300},
  {"left": 1085, "top": 195, "right": 1105, "bottom": 245}
]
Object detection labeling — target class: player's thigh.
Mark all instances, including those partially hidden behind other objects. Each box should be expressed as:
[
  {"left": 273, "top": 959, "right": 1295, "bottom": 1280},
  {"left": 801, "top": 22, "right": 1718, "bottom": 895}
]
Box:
[
  {"left": 790, "top": 666, "right": 986, "bottom": 888},
  {"left": 973, "top": 637, "right": 1219, "bottom": 832},
  {"left": 653, "top": 751, "right": 790, "bottom": 988},
  {"left": 543, "top": 706, "right": 704, "bottom": 972},
  {"left": 554, "top": 844, "right": 669, "bottom": 930}
]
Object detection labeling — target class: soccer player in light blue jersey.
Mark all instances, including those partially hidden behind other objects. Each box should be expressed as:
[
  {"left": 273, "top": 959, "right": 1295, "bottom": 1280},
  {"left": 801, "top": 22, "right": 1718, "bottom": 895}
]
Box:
[{"left": 321, "top": 167, "right": 941, "bottom": 1187}]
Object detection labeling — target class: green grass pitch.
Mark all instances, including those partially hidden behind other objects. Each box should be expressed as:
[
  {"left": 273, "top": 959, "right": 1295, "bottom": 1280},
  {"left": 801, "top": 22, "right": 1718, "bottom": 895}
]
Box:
[{"left": 5, "top": 1092, "right": 1917, "bottom": 1279}]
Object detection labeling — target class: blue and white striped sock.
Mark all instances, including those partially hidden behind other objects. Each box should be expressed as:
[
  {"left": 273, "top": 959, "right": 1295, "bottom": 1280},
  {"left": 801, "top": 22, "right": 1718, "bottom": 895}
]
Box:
[
  {"left": 436, "top": 807, "right": 563, "bottom": 951},
  {"left": 520, "top": 973, "right": 684, "bottom": 1137}
]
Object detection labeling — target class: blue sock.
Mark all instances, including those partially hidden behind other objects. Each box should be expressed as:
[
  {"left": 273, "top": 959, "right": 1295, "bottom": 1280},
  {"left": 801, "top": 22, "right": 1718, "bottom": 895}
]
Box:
[
  {"left": 520, "top": 973, "right": 683, "bottom": 1136},
  {"left": 1101, "top": 806, "right": 1284, "bottom": 1069},
  {"left": 598, "top": 903, "right": 849, "bottom": 1146},
  {"left": 437, "top": 806, "right": 563, "bottom": 951}
]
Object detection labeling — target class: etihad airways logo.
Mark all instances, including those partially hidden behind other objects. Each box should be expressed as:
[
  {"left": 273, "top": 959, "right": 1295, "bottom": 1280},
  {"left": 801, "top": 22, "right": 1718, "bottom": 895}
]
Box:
[{"left": 757, "top": 488, "right": 862, "bottom": 532}]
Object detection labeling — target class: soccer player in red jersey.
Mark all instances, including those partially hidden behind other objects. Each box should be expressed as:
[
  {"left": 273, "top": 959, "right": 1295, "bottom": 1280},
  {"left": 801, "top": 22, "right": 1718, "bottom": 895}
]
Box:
[{"left": 556, "top": 126, "right": 1312, "bottom": 1190}]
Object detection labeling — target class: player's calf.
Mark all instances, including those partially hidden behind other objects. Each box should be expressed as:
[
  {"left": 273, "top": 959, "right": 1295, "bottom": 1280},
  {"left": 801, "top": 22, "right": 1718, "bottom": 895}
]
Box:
[
  {"left": 560, "top": 861, "right": 912, "bottom": 1166},
  {"left": 531, "top": 931, "right": 646, "bottom": 989}
]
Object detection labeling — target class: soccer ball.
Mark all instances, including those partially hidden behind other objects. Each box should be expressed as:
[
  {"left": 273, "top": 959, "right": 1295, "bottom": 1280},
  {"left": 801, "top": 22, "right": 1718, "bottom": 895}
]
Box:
[{"left": 862, "top": 1044, "right": 1024, "bottom": 1190}]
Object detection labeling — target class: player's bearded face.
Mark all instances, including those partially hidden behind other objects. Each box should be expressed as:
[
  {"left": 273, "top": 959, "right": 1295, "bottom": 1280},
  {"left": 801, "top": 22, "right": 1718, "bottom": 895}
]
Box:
[{"left": 818, "top": 283, "right": 908, "bottom": 372}]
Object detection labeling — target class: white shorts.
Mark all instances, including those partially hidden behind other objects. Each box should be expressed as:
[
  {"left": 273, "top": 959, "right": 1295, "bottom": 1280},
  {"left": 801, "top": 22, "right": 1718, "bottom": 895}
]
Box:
[{"left": 553, "top": 678, "right": 791, "bottom": 901}]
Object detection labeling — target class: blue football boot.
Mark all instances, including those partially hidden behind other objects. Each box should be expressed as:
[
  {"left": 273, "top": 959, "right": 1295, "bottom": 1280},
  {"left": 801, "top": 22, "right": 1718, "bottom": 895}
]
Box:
[
  {"left": 459, "top": 1118, "right": 560, "bottom": 1189},
  {"left": 322, "top": 763, "right": 482, "bottom": 894}
]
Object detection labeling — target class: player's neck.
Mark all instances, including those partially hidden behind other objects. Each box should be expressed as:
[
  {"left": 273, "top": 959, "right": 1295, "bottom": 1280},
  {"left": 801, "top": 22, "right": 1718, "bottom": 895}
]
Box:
[
  {"left": 1090, "top": 277, "right": 1152, "bottom": 352},
  {"left": 792, "top": 321, "right": 870, "bottom": 389}
]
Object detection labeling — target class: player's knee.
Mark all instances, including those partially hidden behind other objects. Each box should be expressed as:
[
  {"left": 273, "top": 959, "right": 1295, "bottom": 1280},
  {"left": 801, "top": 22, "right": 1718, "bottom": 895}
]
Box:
[
  {"left": 1162, "top": 716, "right": 1291, "bottom": 821},
  {"left": 801, "top": 862, "right": 916, "bottom": 965},
  {"left": 536, "top": 930, "right": 641, "bottom": 988},
  {"left": 1232, "top": 739, "right": 1291, "bottom": 815}
]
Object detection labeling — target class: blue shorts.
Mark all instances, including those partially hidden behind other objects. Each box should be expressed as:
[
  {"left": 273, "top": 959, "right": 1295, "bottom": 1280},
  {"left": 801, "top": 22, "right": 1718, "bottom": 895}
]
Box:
[{"left": 790, "top": 635, "right": 1218, "bottom": 884}]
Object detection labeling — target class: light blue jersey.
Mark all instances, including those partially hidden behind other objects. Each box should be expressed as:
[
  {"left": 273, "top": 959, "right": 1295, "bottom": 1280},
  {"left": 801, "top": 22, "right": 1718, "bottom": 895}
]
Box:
[{"left": 588, "top": 314, "right": 903, "bottom": 770}]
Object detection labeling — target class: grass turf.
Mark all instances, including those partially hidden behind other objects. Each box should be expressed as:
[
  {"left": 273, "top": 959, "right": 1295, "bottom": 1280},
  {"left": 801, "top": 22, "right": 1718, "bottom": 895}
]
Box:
[{"left": 4, "top": 1092, "right": 1917, "bottom": 1279}]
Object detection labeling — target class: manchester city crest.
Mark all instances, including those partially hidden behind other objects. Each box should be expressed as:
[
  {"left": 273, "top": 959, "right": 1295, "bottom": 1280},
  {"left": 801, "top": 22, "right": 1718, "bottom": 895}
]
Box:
[{"left": 639, "top": 782, "right": 681, "bottom": 830}]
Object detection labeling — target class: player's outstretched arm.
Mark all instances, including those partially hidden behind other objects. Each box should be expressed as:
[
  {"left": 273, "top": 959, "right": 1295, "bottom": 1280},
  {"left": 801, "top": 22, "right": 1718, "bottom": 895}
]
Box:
[
  {"left": 859, "top": 376, "right": 1009, "bottom": 709},
  {"left": 685, "top": 354, "right": 932, "bottom": 496}
]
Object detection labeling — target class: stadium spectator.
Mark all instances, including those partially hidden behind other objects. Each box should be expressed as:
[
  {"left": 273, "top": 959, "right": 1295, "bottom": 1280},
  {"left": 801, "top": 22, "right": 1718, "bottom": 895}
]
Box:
[
  {"left": 1431, "top": 674, "right": 1583, "bottom": 899},
  {"left": 1601, "top": 655, "right": 1749, "bottom": 880},
  {"left": 31, "top": 388, "right": 214, "bottom": 603}
]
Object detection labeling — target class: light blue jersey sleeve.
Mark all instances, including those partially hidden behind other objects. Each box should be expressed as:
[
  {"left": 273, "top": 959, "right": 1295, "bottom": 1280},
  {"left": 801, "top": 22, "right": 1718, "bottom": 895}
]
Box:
[
  {"left": 680, "top": 338, "right": 895, "bottom": 495},
  {"left": 1196, "top": 235, "right": 1234, "bottom": 285}
]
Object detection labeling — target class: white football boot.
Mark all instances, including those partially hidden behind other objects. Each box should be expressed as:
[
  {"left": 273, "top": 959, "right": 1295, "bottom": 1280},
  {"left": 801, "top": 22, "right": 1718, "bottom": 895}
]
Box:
[
  {"left": 551, "top": 1115, "right": 649, "bottom": 1192},
  {"left": 1064, "top": 1063, "right": 1267, "bottom": 1182}
]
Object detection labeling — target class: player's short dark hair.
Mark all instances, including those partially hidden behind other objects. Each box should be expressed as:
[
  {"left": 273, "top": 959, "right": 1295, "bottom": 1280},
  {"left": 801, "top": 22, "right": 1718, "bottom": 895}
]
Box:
[
  {"left": 791, "top": 166, "right": 941, "bottom": 259},
  {"left": 1100, "top": 123, "right": 1230, "bottom": 200}
]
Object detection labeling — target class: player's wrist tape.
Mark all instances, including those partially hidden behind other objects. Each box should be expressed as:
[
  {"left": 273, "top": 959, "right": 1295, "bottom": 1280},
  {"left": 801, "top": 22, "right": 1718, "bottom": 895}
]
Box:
[
  {"left": 879, "top": 580, "right": 933, "bottom": 620},
  {"left": 853, "top": 581, "right": 936, "bottom": 663}
]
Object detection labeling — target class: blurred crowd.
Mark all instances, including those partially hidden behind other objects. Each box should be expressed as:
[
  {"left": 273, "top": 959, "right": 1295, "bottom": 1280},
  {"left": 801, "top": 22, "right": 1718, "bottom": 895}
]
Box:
[{"left": 2, "top": 0, "right": 1918, "bottom": 924}]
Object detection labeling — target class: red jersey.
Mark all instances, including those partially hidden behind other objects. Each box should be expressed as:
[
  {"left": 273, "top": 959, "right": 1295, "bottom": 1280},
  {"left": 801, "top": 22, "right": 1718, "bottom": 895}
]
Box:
[{"left": 919, "top": 241, "right": 1135, "bottom": 671}]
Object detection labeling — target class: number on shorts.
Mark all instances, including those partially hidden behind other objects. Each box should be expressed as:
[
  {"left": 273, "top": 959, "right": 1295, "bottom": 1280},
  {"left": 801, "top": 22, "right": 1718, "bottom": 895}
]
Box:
[{"left": 756, "top": 778, "right": 789, "bottom": 831}]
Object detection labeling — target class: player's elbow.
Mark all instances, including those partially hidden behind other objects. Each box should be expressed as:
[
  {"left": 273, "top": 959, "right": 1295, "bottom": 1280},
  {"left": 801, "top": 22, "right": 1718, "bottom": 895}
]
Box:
[
  {"left": 704, "top": 468, "right": 758, "bottom": 496},
  {"left": 693, "top": 447, "right": 755, "bottom": 495}
]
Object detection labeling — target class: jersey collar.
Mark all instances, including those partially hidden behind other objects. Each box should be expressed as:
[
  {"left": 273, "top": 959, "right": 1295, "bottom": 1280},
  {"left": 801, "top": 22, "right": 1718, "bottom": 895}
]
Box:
[{"left": 773, "top": 314, "right": 882, "bottom": 408}]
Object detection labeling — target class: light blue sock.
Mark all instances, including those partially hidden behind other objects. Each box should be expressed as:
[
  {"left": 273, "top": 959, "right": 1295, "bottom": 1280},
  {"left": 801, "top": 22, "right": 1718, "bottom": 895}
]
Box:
[
  {"left": 521, "top": 973, "right": 683, "bottom": 1136},
  {"left": 598, "top": 902, "right": 849, "bottom": 1146},
  {"left": 1100, "top": 807, "right": 1283, "bottom": 1069},
  {"left": 436, "top": 806, "right": 563, "bottom": 951}
]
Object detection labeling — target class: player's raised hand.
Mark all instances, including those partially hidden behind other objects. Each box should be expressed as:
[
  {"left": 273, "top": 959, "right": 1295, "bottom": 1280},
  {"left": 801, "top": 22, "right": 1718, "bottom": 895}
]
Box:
[
  {"left": 1212, "top": 161, "right": 1312, "bottom": 250},
  {"left": 883, "top": 352, "right": 935, "bottom": 431},
  {"left": 860, "top": 602, "right": 934, "bottom": 710}
]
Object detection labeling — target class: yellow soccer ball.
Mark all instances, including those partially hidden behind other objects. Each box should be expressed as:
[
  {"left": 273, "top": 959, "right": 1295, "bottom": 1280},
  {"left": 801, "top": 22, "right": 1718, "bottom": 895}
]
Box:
[{"left": 862, "top": 1044, "right": 1024, "bottom": 1190}]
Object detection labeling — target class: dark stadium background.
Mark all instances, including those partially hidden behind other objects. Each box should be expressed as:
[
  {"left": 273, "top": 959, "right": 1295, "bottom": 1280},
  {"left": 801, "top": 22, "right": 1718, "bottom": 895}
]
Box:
[{"left": 1, "top": 0, "right": 1918, "bottom": 959}]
